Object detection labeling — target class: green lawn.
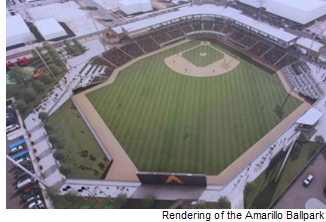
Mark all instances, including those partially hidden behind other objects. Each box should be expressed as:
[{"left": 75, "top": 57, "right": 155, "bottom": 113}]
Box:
[
  {"left": 49, "top": 100, "right": 110, "bottom": 179},
  {"left": 182, "top": 45, "right": 224, "bottom": 67},
  {"left": 244, "top": 141, "right": 320, "bottom": 209},
  {"left": 87, "top": 39, "right": 302, "bottom": 175}
]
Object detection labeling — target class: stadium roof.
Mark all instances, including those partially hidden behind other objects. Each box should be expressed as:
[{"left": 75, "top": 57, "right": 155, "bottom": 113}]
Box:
[
  {"left": 296, "top": 108, "right": 324, "bottom": 126},
  {"left": 6, "top": 15, "right": 31, "bottom": 40},
  {"left": 296, "top": 37, "right": 324, "bottom": 53},
  {"left": 114, "top": 4, "right": 297, "bottom": 42},
  {"left": 270, "top": 0, "right": 326, "bottom": 12}
]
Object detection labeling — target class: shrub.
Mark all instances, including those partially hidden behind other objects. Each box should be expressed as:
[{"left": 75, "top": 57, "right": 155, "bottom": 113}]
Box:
[
  {"left": 38, "top": 111, "right": 49, "bottom": 122},
  {"left": 49, "top": 64, "right": 62, "bottom": 76},
  {"left": 14, "top": 99, "right": 27, "bottom": 112},
  {"left": 39, "top": 74, "right": 53, "bottom": 85},
  {"left": 31, "top": 80, "right": 45, "bottom": 93},
  {"left": 53, "top": 149, "right": 65, "bottom": 160},
  {"left": 21, "top": 88, "right": 36, "bottom": 103},
  {"left": 44, "top": 123, "right": 53, "bottom": 133},
  {"left": 59, "top": 163, "right": 72, "bottom": 176},
  {"left": 48, "top": 134, "right": 60, "bottom": 145}
]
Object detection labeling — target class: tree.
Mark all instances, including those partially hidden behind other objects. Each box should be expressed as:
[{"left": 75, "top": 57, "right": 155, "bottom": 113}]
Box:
[
  {"left": 14, "top": 99, "right": 27, "bottom": 112},
  {"left": 59, "top": 163, "right": 72, "bottom": 176},
  {"left": 298, "top": 133, "right": 308, "bottom": 144},
  {"left": 196, "top": 201, "right": 207, "bottom": 209},
  {"left": 40, "top": 74, "right": 53, "bottom": 85},
  {"left": 46, "top": 188, "right": 59, "bottom": 201},
  {"left": 115, "top": 193, "right": 127, "bottom": 208},
  {"left": 49, "top": 64, "right": 62, "bottom": 76},
  {"left": 53, "top": 149, "right": 65, "bottom": 160},
  {"left": 21, "top": 88, "right": 36, "bottom": 103},
  {"left": 244, "top": 182, "right": 256, "bottom": 194},
  {"left": 63, "top": 191, "right": 77, "bottom": 203},
  {"left": 44, "top": 123, "right": 53, "bottom": 133},
  {"left": 73, "top": 39, "right": 86, "bottom": 52},
  {"left": 314, "top": 135, "right": 325, "bottom": 144},
  {"left": 218, "top": 196, "right": 230, "bottom": 209},
  {"left": 8, "top": 67, "right": 31, "bottom": 85},
  {"left": 53, "top": 57, "right": 65, "bottom": 67},
  {"left": 31, "top": 80, "right": 45, "bottom": 93},
  {"left": 38, "top": 111, "right": 49, "bottom": 122},
  {"left": 141, "top": 195, "right": 155, "bottom": 209},
  {"left": 49, "top": 134, "right": 60, "bottom": 145}
]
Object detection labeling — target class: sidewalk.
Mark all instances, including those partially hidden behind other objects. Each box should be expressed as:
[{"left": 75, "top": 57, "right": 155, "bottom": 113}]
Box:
[{"left": 22, "top": 37, "right": 109, "bottom": 202}]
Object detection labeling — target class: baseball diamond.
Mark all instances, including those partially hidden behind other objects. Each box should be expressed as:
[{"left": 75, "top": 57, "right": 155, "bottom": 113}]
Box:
[{"left": 84, "top": 39, "right": 302, "bottom": 176}]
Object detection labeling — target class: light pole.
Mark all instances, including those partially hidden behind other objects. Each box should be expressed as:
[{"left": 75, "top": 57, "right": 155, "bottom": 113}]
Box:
[
  {"left": 6, "top": 154, "right": 49, "bottom": 187},
  {"left": 25, "top": 38, "right": 57, "bottom": 80}
]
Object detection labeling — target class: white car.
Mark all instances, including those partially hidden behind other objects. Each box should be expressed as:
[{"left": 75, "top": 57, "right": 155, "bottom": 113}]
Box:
[
  {"left": 10, "top": 145, "right": 24, "bottom": 154},
  {"left": 26, "top": 195, "right": 41, "bottom": 203},
  {"left": 303, "top": 174, "right": 314, "bottom": 187},
  {"left": 6, "top": 124, "right": 19, "bottom": 133},
  {"left": 28, "top": 200, "right": 45, "bottom": 209},
  {"left": 17, "top": 178, "right": 35, "bottom": 189}
]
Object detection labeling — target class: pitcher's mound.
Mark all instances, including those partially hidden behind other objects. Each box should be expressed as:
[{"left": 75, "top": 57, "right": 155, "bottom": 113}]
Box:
[{"left": 200, "top": 52, "right": 207, "bottom": 57}]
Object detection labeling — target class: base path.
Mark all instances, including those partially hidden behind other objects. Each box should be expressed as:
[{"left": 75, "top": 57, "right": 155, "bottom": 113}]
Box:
[{"left": 164, "top": 41, "right": 240, "bottom": 77}]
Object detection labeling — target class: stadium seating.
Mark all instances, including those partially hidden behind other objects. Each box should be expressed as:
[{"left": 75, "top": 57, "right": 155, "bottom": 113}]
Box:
[
  {"left": 137, "top": 37, "right": 161, "bottom": 53},
  {"left": 103, "top": 48, "right": 133, "bottom": 67},
  {"left": 120, "top": 42, "right": 145, "bottom": 58}
]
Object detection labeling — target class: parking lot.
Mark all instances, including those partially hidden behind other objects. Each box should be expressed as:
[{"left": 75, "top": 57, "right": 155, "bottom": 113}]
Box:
[
  {"left": 6, "top": 157, "right": 24, "bottom": 209},
  {"left": 273, "top": 148, "right": 326, "bottom": 209}
]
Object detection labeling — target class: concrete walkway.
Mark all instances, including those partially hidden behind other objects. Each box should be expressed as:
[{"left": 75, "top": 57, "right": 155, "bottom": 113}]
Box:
[{"left": 22, "top": 37, "right": 109, "bottom": 199}]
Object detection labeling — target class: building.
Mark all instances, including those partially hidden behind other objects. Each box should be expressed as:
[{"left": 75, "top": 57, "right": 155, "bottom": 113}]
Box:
[
  {"left": 239, "top": 0, "right": 326, "bottom": 25},
  {"left": 35, "top": 18, "right": 67, "bottom": 41},
  {"left": 112, "top": 4, "right": 297, "bottom": 47},
  {"left": 239, "top": 0, "right": 268, "bottom": 8},
  {"left": 119, "top": 0, "right": 153, "bottom": 15},
  {"left": 296, "top": 37, "right": 325, "bottom": 61},
  {"left": 6, "top": 15, "right": 35, "bottom": 47}
]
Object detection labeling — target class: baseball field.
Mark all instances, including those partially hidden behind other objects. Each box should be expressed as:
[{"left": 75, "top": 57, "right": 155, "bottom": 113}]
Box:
[{"left": 86, "top": 39, "right": 302, "bottom": 175}]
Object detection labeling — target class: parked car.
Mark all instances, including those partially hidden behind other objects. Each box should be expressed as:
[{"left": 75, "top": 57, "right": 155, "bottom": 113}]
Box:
[
  {"left": 6, "top": 124, "right": 19, "bottom": 133},
  {"left": 16, "top": 157, "right": 31, "bottom": 165},
  {"left": 17, "top": 178, "right": 36, "bottom": 189},
  {"left": 21, "top": 188, "right": 41, "bottom": 201},
  {"left": 28, "top": 200, "right": 45, "bottom": 209},
  {"left": 303, "top": 174, "right": 314, "bottom": 187},
  {"left": 23, "top": 183, "right": 38, "bottom": 193},
  {"left": 10, "top": 145, "right": 24, "bottom": 154},
  {"left": 25, "top": 195, "right": 41, "bottom": 204}
]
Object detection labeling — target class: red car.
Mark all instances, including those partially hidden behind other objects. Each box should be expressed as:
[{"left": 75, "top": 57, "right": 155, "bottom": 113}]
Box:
[{"left": 23, "top": 184, "right": 38, "bottom": 193}]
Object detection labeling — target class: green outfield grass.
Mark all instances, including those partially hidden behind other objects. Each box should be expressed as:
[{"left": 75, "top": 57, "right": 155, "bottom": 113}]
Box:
[
  {"left": 49, "top": 100, "right": 110, "bottom": 179},
  {"left": 182, "top": 44, "right": 224, "bottom": 67},
  {"left": 87, "top": 40, "right": 302, "bottom": 175}
]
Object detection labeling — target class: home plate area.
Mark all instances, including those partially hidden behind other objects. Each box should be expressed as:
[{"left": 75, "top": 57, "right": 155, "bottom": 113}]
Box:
[{"left": 164, "top": 41, "right": 240, "bottom": 77}]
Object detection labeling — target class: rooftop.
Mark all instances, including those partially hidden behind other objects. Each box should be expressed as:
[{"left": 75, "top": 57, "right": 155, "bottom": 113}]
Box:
[
  {"left": 296, "top": 37, "right": 324, "bottom": 53},
  {"left": 6, "top": 15, "right": 32, "bottom": 38},
  {"left": 114, "top": 4, "right": 297, "bottom": 42},
  {"left": 269, "top": 0, "right": 326, "bottom": 12},
  {"left": 34, "top": 18, "right": 66, "bottom": 37},
  {"left": 296, "top": 108, "right": 324, "bottom": 126}
]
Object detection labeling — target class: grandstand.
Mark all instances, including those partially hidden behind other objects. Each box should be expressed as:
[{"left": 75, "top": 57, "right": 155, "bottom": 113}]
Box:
[{"left": 70, "top": 2, "right": 323, "bottom": 188}]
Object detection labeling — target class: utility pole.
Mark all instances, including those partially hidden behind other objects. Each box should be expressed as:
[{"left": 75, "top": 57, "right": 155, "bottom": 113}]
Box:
[
  {"left": 25, "top": 38, "right": 57, "bottom": 80},
  {"left": 6, "top": 154, "right": 49, "bottom": 187},
  {"left": 90, "top": 13, "right": 107, "bottom": 52}
]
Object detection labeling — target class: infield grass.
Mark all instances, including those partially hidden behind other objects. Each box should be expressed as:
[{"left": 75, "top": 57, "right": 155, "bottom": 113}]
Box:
[
  {"left": 87, "top": 40, "right": 302, "bottom": 175},
  {"left": 182, "top": 44, "right": 224, "bottom": 67}
]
